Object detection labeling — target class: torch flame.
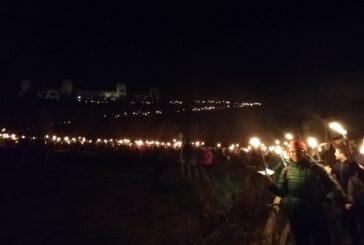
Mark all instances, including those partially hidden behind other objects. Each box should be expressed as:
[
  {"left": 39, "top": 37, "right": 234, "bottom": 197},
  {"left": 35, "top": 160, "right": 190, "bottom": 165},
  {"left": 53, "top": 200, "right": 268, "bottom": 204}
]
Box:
[
  {"left": 360, "top": 144, "right": 364, "bottom": 155},
  {"left": 249, "top": 137, "right": 261, "bottom": 148},
  {"left": 307, "top": 137, "right": 318, "bottom": 149},
  {"left": 285, "top": 133, "right": 293, "bottom": 140},
  {"left": 329, "top": 122, "right": 347, "bottom": 135}
]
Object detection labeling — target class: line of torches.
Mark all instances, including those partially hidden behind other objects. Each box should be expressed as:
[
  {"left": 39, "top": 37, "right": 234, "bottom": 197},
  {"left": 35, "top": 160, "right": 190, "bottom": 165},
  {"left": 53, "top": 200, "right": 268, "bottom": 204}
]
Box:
[
  {"left": 1, "top": 122, "right": 364, "bottom": 167},
  {"left": 250, "top": 122, "right": 364, "bottom": 176}
]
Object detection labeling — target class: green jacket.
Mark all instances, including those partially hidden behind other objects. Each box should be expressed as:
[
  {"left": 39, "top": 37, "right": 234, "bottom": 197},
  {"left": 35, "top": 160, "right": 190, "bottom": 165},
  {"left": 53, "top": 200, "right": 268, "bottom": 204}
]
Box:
[{"left": 269, "top": 160, "right": 339, "bottom": 212}]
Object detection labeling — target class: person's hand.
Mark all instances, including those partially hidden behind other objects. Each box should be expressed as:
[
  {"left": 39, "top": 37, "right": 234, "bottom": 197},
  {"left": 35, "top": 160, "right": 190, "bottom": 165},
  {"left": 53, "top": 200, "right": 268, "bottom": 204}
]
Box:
[
  {"left": 324, "top": 166, "right": 332, "bottom": 174},
  {"left": 345, "top": 203, "right": 353, "bottom": 210}
]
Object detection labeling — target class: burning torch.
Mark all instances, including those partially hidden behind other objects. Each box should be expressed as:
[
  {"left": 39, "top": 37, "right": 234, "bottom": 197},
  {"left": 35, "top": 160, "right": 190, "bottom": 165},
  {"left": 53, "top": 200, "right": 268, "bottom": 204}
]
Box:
[
  {"left": 329, "top": 122, "right": 352, "bottom": 161},
  {"left": 249, "top": 137, "right": 274, "bottom": 176},
  {"left": 307, "top": 137, "right": 321, "bottom": 160}
]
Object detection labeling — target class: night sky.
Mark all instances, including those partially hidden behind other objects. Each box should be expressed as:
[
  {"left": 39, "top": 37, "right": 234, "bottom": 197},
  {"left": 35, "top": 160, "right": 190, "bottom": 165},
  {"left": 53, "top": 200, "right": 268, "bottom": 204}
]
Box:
[{"left": 2, "top": 2, "right": 364, "bottom": 99}]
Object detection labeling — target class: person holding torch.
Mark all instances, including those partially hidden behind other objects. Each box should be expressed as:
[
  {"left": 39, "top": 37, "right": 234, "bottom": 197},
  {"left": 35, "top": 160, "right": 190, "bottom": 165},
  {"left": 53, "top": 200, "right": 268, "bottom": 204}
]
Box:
[
  {"left": 331, "top": 145, "right": 361, "bottom": 245},
  {"left": 264, "top": 140, "right": 343, "bottom": 245}
]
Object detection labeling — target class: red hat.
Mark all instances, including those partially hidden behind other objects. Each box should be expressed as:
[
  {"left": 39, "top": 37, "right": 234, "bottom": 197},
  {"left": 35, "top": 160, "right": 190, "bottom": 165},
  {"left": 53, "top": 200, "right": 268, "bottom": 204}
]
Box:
[{"left": 288, "top": 140, "right": 307, "bottom": 152}]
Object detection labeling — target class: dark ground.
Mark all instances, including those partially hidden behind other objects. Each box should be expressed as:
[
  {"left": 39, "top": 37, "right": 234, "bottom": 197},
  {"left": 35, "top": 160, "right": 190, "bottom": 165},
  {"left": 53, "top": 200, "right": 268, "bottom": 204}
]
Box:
[{"left": 0, "top": 147, "right": 272, "bottom": 245}]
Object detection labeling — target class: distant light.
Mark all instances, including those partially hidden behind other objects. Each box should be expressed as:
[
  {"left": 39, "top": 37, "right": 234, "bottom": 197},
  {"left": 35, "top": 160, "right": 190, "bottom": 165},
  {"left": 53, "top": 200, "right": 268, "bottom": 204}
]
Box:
[
  {"left": 135, "top": 140, "right": 143, "bottom": 146},
  {"left": 249, "top": 137, "right": 261, "bottom": 148},
  {"left": 285, "top": 133, "right": 293, "bottom": 140},
  {"left": 275, "top": 146, "right": 283, "bottom": 155},
  {"left": 174, "top": 141, "right": 182, "bottom": 148}
]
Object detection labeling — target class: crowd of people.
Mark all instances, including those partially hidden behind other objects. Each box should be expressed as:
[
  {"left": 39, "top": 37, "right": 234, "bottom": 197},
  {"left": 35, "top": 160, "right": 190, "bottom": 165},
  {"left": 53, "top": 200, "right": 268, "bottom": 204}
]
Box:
[
  {"left": 180, "top": 136, "right": 364, "bottom": 245},
  {"left": 3, "top": 126, "right": 364, "bottom": 244},
  {"left": 264, "top": 140, "right": 364, "bottom": 245}
]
